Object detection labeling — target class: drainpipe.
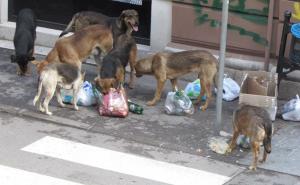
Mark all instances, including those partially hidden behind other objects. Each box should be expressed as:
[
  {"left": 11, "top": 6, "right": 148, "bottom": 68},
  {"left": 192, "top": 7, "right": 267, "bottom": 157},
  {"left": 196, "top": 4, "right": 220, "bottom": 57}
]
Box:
[{"left": 264, "top": 0, "right": 274, "bottom": 71}]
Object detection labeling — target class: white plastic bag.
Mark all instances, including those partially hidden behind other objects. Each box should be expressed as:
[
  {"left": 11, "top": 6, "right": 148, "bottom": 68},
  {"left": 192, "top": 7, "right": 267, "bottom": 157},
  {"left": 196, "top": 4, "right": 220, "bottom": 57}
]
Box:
[
  {"left": 184, "top": 79, "right": 206, "bottom": 101},
  {"left": 77, "top": 81, "right": 98, "bottom": 106},
  {"left": 222, "top": 77, "right": 240, "bottom": 101},
  {"left": 282, "top": 94, "right": 300, "bottom": 121},
  {"left": 61, "top": 81, "right": 101, "bottom": 106},
  {"left": 165, "top": 90, "right": 194, "bottom": 115}
]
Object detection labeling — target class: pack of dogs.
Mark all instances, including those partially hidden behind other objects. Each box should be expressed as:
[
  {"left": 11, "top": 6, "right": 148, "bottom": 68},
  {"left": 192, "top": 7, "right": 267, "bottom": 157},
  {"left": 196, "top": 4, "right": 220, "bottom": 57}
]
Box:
[{"left": 11, "top": 8, "right": 273, "bottom": 171}]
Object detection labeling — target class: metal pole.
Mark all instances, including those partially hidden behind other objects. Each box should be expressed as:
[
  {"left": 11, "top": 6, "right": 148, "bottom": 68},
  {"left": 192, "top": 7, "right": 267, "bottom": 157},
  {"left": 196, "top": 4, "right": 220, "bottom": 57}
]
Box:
[{"left": 216, "top": 0, "right": 229, "bottom": 134}]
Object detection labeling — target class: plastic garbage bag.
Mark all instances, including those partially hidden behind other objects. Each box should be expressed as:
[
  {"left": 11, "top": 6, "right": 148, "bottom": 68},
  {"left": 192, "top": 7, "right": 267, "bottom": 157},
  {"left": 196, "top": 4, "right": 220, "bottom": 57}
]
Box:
[
  {"left": 165, "top": 90, "right": 194, "bottom": 115},
  {"left": 77, "top": 81, "right": 99, "bottom": 106},
  {"left": 61, "top": 81, "right": 101, "bottom": 106},
  {"left": 282, "top": 94, "right": 300, "bottom": 121},
  {"left": 99, "top": 87, "right": 128, "bottom": 118},
  {"left": 184, "top": 79, "right": 206, "bottom": 101},
  {"left": 222, "top": 77, "right": 240, "bottom": 101}
]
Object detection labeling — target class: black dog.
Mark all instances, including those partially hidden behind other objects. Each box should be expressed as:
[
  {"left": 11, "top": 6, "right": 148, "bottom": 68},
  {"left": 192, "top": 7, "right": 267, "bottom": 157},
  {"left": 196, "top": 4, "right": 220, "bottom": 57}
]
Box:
[
  {"left": 11, "top": 8, "right": 36, "bottom": 76},
  {"left": 94, "top": 34, "right": 137, "bottom": 94}
]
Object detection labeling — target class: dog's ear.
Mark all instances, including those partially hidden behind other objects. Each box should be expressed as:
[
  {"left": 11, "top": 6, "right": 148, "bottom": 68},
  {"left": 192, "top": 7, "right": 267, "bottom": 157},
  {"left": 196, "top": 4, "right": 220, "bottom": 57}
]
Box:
[
  {"left": 28, "top": 56, "right": 35, "bottom": 61},
  {"left": 10, "top": 55, "right": 16, "bottom": 63}
]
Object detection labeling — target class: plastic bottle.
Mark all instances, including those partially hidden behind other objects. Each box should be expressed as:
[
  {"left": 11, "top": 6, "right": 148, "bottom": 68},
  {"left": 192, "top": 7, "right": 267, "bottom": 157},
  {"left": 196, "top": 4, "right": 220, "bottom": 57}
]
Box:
[{"left": 128, "top": 100, "right": 143, "bottom": 114}]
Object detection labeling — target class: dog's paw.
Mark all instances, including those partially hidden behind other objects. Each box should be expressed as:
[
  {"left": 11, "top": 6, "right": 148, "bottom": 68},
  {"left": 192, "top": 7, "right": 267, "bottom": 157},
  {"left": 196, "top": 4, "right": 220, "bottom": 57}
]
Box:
[
  {"left": 146, "top": 101, "right": 156, "bottom": 106},
  {"left": 248, "top": 165, "right": 257, "bottom": 171},
  {"left": 200, "top": 106, "right": 207, "bottom": 111},
  {"left": 46, "top": 111, "right": 53, "bottom": 116},
  {"left": 33, "top": 99, "right": 37, "bottom": 106},
  {"left": 39, "top": 106, "right": 45, "bottom": 113},
  {"left": 59, "top": 103, "right": 66, "bottom": 108},
  {"left": 259, "top": 159, "right": 266, "bottom": 163}
]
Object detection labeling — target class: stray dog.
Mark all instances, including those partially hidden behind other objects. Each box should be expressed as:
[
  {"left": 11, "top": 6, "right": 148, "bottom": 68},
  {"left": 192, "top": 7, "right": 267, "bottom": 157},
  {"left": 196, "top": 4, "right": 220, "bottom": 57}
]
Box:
[
  {"left": 59, "top": 9, "right": 139, "bottom": 42},
  {"left": 227, "top": 105, "right": 272, "bottom": 171},
  {"left": 94, "top": 33, "right": 137, "bottom": 94},
  {"left": 33, "top": 63, "right": 85, "bottom": 115},
  {"left": 134, "top": 50, "right": 218, "bottom": 110},
  {"left": 11, "top": 8, "right": 36, "bottom": 75},
  {"left": 32, "top": 25, "right": 113, "bottom": 73}
]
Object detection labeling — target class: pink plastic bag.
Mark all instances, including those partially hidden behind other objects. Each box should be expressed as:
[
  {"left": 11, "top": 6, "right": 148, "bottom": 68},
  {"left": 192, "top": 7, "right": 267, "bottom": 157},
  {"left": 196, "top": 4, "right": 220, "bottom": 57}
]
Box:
[{"left": 99, "top": 88, "right": 128, "bottom": 118}]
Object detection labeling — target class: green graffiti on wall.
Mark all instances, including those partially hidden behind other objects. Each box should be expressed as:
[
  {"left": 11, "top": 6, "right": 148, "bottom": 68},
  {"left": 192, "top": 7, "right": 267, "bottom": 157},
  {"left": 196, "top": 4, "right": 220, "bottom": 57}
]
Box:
[{"left": 190, "top": 0, "right": 269, "bottom": 46}]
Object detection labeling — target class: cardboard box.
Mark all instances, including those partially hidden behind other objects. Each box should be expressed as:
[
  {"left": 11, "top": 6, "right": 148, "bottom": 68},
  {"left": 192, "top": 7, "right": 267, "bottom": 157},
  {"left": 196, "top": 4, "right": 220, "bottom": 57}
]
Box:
[{"left": 239, "top": 71, "right": 278, "bottom": 121}]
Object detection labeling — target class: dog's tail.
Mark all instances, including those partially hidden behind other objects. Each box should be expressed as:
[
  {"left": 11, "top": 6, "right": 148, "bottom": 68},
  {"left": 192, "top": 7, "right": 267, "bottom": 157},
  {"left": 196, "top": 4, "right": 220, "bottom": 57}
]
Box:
[
  {"left": 213, "top": 59, "right": 219, "bottom": 89},
  {"left": 263, "top": 119, "right": 272, "bottom": 154},
  {"left": 59, "top": 12, "right": 79, "bottom": 37},
  {"left": 33, "top": 74, "right": 43, "bottom": 106}
]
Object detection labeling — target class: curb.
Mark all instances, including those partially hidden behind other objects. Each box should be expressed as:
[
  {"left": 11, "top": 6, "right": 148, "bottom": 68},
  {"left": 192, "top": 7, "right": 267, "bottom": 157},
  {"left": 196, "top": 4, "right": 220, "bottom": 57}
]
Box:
[{"left": 0, "top": 104, "right": 91, "bottom": 130}]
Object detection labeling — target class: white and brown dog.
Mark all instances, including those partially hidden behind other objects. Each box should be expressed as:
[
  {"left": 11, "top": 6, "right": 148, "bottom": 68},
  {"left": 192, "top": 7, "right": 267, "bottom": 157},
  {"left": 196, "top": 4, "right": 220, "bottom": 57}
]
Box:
[{"left": 33, "top": 63, "right": 85, "bottom": 115}]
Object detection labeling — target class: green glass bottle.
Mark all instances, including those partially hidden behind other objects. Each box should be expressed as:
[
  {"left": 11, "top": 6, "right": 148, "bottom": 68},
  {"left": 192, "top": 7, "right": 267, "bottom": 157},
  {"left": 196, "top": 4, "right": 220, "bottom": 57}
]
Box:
[{"left": 128, "top": 100, "right": 143, "bottom": 114}]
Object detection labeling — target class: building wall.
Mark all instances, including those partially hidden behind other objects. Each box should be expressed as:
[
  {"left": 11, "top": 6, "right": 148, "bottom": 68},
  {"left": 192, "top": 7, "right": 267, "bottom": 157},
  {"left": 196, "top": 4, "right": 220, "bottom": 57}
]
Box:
[{"left": 172, "top": 0, "right": 300, "bottom": 57}]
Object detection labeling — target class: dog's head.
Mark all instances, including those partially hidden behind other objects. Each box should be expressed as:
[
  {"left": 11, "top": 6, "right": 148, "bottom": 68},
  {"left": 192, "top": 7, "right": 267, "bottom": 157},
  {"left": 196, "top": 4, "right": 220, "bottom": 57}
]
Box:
[
  {"left": 11, "top": 55, "right": 35, "bottom": 75},
  {"left": 120, "top": 9, "right": 139, "bottom": 32},
  {"left": 94, "top": 76, "right": 116, "bottom": 94},
  {"left": 263, "top": 136, "right": 272, "bottom": 154},
  {"left": 31, "top": 60, "right": 49, "bottom": 74}
]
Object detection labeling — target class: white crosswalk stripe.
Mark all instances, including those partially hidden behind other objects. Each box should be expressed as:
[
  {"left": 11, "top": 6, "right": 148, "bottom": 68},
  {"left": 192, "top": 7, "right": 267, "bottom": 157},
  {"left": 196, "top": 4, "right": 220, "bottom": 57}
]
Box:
[
  {"left": 22, "top": 136, "right": 231, "bottom": 185},
  {"left": 0, "top": 165, "right": 84, "bottom": 185}
]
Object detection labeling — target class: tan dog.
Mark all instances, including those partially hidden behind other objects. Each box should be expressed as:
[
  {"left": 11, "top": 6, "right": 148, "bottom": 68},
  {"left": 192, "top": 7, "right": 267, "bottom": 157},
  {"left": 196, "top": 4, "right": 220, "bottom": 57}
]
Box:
[
  {"left": 134, "top": 50, "right": 218, "bottom": 110},
  {"left": 33, "top": 63, "right": 85, "bottom": 115},
  {"left": 227, "top": 105, "right": 272, "bottom": 171},
  {"left": 32, "top": 24, "right": 113, "bottom": 73}
]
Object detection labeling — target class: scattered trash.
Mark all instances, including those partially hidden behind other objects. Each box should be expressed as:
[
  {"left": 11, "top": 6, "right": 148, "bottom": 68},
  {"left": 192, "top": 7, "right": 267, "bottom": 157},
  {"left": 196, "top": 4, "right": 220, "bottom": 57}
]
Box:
[
  {"left": 61, "top": 81, "right": 102, "bottom": 106},
  {"left": 282, "top": 94, "right": 300, "bottom": 121},
  {"left": 99, "top": 87, "right": 128, "bottom": 118},
  {"left": 219, "top": 130, "right": 233, "bottom": 138},
  {"left": 222, "top": 76, "right": 240, "bottom": 101},
  {"left": 128, "top": 99, "right": 143, "bottom": 114},
  {"left": 208, "top": 137, "right": 229, "bottom": 154},
  {"left": 165, "top": 90, "right": 194, "bottom": 115},
  {"left": 184, "top": 79, "right": 206, "bottom": 101},
  {"left": 236, "top": 135, "right": 250, "bottom": 149}
]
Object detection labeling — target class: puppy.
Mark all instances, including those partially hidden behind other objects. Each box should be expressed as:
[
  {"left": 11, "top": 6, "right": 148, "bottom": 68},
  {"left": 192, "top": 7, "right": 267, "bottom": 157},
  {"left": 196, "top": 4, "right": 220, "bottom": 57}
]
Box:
[
  {"left": 11, "top": 8, "right": 36, "bottom": 76},
  {"left": 59, "top": 9, "right": 139, "bottom": 42},
  {"left": 32, "top": 25, "right": 113, "bottom": 73},
  {"left": 134, "top": 50, "right": 218, "bottom": 110},
  {"left": 227, "top": 105, "right": 272, "bottom": 171},
  {"left": 94, "top": 33, "right": 137, "bottom": 94},
  {"left": 33, "top": 63, "right": 85, "bottom": 115}
]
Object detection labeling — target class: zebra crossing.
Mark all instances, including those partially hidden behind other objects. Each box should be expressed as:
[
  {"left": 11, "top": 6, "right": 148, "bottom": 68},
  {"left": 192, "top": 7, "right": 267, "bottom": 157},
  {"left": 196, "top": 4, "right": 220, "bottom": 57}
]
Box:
[{"left": 0, "top": 135, "right": 236, "bottom": 185}]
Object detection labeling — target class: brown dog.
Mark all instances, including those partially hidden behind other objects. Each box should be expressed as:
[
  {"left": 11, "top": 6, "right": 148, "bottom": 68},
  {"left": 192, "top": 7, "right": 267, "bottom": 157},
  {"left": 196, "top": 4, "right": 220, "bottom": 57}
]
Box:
[
  {"left": 59, "top": 9, "right": 139, "bottom": 42},
  {"left": 94, "top": 33, "right": 137, "bottom": 94},
  {"left": 227, "top": 105, "right": 272, "bottom": 171},
  {"left": 134, "top": 50, "right": 218, "bottom": 110},
  {"left": 32, "top": 25, "right": 113, "bottom": 73}
]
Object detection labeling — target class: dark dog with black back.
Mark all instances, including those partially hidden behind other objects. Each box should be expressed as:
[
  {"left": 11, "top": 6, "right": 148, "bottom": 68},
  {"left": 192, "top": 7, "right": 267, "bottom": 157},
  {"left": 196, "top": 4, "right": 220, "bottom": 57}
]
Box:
[
  {"left": 94, "top": 33, "right": 137, "bottom": 94},
  {"left": 11, "top": 8, "right": 36, "bottom": 76},
  {"left": 59, "top": 9, "right": 139, "bottom": 43}
]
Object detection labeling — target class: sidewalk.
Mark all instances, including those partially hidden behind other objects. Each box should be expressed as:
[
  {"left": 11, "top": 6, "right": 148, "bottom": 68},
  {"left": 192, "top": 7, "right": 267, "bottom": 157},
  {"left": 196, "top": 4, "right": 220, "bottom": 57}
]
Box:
[{"left": 0, "top": 46, "right": 300, "bottom": 182}]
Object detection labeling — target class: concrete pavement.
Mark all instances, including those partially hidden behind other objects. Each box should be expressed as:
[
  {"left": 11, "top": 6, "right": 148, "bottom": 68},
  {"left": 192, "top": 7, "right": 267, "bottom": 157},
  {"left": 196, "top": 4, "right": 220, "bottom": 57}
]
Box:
[{"left": 0, "top": 46, "right": 300, "bottom": 184}]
